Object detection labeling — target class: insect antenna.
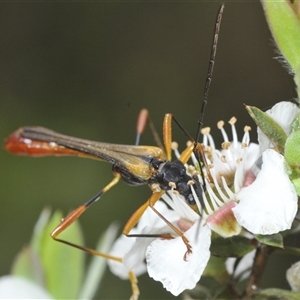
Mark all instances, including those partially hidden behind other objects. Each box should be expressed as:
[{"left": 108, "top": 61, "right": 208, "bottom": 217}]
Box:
[
  {"left": 191, "top": 3, "right": 224, "bottom": 197},
  {"left": 194, "top": 3, "right": 224, "bottom": 146},
  {"left": 193, "top": 4, "right": 225, "bottom": 238}
]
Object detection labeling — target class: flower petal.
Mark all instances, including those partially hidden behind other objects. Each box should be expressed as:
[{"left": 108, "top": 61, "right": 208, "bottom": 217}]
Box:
[
  {"left": 108, "top": 201, "right": 180, "bottom": 279},
  {"left": 146, "top": 221, "right": 211, "bottom": 296},
  {"left": 258, "top": 101, "right": 299, "bottom": 153},
  {"left": 226, "top": 249, "right": 255, "bottom": 280},
  {"left": 108, "top": 233, "right": 147, "bottom": 279},
  {"left": 207, "top": 200, "right": 241, "bottom": 237},
  {"left": 286, "top": 261, "right": 300, "bottom": 292},
  {"left": 0, "top": 275, "right": 53, "bottom": 299},
  {"left": 232, "top": 149, "right": 298, "bottom": 234}
]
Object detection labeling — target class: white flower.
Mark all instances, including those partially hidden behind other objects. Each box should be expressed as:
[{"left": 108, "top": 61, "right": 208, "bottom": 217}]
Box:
[
  {"left": 108, "top": 113, "right": 298, "bottom": 297},
  {"left": 146, "top": 194, "right": 211, "bottom": 296},
  {"left": 0, "top": 275, "right": 54, "bottom": 299},
  {"left": 226, "top": 249, "right": 255, "bottom": 281},
  {"left": 202, "top": 116, "right": 297, "bottom": 235},
  {"left": 286, "top": 261, "right": 300, "bottom": 292},
  {"left": 232, "top": 149, "right": 297, "bottom": 234},
  {"left": 108, "top": 196, "right": 211, "bottom": 296},
  {"left": 107, "top": 201, "right": 181, "bottom": 279}
]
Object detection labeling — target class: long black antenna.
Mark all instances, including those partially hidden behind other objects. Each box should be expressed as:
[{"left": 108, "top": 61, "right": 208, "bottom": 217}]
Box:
[{"left": 194, "top": 3, "right": 224, "bottom": 145}]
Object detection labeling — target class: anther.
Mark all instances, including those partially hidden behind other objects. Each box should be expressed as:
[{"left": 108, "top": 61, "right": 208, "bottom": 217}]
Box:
[
  {"left": 169, "top": 182, "right": 176, "bottom": 188},
  {"left": 221, "top": 141, "right": 231, "bottom": 150},
  {"left": 186, "top": 140, "right": 192, "bottom": 147},
  {"left": 244, "top": 125, "right": 251, "bottom": 132},
  {"left": 201, "top": 127, "right": 211, "bottom": 135},
  {"left": 217, "top": 120, "right": 224, "bottom": 129},
  {"left": 187, "top": 165, "right": 196, "bottom": 174},
  {"left": 228, "top": 117, "right": 237, "bottom": 125},
  {"left": 171, "top": 141, "right": 178, "bottom": 150}
]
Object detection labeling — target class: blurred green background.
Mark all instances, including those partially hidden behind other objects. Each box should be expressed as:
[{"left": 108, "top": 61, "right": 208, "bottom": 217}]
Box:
[{"left": 0, "top": 2, "right": 298, "bottom": 299}]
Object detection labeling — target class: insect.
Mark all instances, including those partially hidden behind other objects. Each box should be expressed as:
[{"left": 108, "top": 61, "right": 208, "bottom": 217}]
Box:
[{"left": 4, "top": 4, "right": 224, "bottom": 299}]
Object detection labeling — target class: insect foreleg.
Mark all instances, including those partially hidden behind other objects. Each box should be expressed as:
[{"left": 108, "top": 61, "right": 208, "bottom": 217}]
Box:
[{"left": 123, "top": 190, "right": 192, "bottom": 261}]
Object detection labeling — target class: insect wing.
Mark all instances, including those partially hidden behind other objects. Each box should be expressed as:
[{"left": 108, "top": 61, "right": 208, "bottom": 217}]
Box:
[{"left": 5, "top": 126, "right": 165, "bottom": 181}]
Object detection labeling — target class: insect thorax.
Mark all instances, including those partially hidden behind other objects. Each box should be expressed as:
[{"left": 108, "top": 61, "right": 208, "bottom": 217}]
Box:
[{"left": 149, "top": 159, "right": 198, "bottom": 205}]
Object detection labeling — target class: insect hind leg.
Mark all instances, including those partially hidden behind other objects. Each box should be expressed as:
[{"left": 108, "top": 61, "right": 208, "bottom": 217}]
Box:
[
  {"left": 135, "top": 109, "right": 164, "bottom": 151},
  {"left": 50, "top": 173, "right": 141, "bottom": 299}
]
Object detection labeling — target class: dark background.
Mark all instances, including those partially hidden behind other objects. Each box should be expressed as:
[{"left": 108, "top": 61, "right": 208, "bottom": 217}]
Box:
[{"left": 0, "top": 2, "right": 297, "bottom": 299}]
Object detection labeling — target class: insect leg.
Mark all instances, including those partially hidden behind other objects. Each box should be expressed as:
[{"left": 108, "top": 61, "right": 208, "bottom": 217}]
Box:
[
  {"left": 128, "top": 271, "right": 139, "bottom": 300},
  {"left": 165, "top": 115, "right": 213, "bottom": 187},
  {"left": 51, "top": 172, "right": 120, "bottom": 244},
  {"left": 50, "top": 173, "right": 140, "bottom": 299},
  {"left": 135, "top": 109, "right": 165, "bottom": 153},
  {"left": 123, "top": 190, "right": 192, "bottom": 261}
]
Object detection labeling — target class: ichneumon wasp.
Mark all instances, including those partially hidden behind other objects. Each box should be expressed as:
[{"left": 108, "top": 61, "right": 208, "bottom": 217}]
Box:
[{"left": 4, "top": 4, "right": 224, "bottom": 299}]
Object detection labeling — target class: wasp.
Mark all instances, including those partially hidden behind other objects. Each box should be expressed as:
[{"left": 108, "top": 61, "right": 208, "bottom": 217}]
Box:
[{"left": 4, "top": 4, "right": 224, "bottom": 300}]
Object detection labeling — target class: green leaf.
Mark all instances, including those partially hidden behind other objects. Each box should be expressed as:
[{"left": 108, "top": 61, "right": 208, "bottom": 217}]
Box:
[
  {"left": 291, "top": 113, "right": 300, "bottom": 133},
  {"left": 30, "top": 207, "right": 52, "bottom": 255},
  {"left": 253, "top": 288, "right": 300, "bottom": 300},
  {"left": 285, "top": 131, "right": 300, "bottom": 166},
  {"left": 11, "top": 246, "right": 45, "bottom": 287},
  {"left": 11, "top": 208, "right": 52, "bottom": 287},
  {"left": 261, "top": 0, "right": 300, "bottom": 74},
  {"left": 284, "top": 130, "right": 300, "bottom": 195},
  {"left": 255, "top": 233, "right": 283, "bottom": 248},
  {"left": 245, "top": 105, "right": 287, "bottom": 153},
  {"left": 284, "top": 246, "right": 300, "bottom": 256},
  {"left": 210, "top": 236, "right": 256, "bottom": 258},
  {"left": 291, "top": 177, "right": 300, "bottom": 196},
  {"left": 202, "top": 256, "right": 229, "bottom": 283},
  {"left": 40, "top": 210, "right": 85, "bottom": 299}
]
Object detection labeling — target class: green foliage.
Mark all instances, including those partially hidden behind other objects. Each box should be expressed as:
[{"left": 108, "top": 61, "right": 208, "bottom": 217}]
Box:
[
  {"left": 261, "top": 0, "right": 300, "bottom": 99},
  {"left": 40, "top": 211, "right": 85, "bottom": 299},
  {"left": 253, "top": 288, "right": 300, "bottom": 300},
  {"left": 261, "top": 1, "right": 300, "bottom": 74},
  {"left": 255, "top": 233, "right": 283, "bottom": 248},
  {"left": 245, "top": 105, "right": 287, "bottom": 154},
  {"left": 210, "top": 235, "right": 256, "bottom": 258},
  {"left": 8, "top": 208, "right": 118, "bottom": 299}
]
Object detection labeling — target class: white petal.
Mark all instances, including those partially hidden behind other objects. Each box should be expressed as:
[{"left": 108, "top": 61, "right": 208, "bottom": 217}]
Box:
[
  {"left": 161, "top": 193, "right": 199, "bottom": 222},
  {"left": 108, "top": 201, "right": 180, "bottom": 279},
  {"left": 108, "top": 233, "right": 147, "bottom": 279},
  {"left": 258, "top": 101, "right": 299, "bottom": 153},
  {"left": 232, "top": 149, "right": 298, "bottom": 234},
  {"left": 146, "top": 221, "right": 211, "bottom": 296},
  {"left": 243, "top": 143, "right": 260, "bottom": 171},
  {"left": 137, "top": 200, "right": 181, "bottom": 230},
  {"left": 0, "top": 276, "right": 53, "bottom": 299},
  {"left": 225, "top": 250, "right": 255, "bottom": 280},
  {"left": 286, "top": 261, "right": 300, "bottom": 292}
]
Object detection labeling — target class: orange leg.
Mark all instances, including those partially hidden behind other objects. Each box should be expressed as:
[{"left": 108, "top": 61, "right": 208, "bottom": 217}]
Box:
[
  {"left": 123, "top": 190, "right": 192, "bottom": 261},
  {"left": 50, "top": 173, "right": 139, "bottom": 300},
  {"left": 128, "top": 271, "right": 139, "bottom": 300},
  {"left": 127, "top": 113, "right": 196, "bottom": 259},
  {"left": 135, "top": 109, "right": 165, "bottom": 152},
  {"left": 164, "top": 113, "right": 213, "bottom": 186}
]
